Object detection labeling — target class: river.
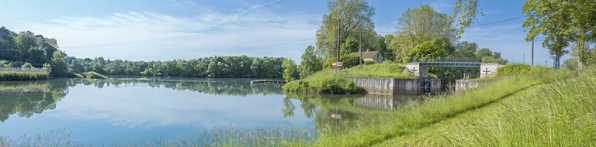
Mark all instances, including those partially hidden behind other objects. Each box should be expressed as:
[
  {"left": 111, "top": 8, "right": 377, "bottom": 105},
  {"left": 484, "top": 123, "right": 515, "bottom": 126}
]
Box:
[{"left": 0, "top": 77, "right": 423, "bottom": 145}]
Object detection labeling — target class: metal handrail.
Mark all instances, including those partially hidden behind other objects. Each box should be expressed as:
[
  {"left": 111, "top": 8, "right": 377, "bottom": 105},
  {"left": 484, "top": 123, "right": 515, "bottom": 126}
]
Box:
[{"left": 407, "top": 57, "right": 482, "bottom": 63}]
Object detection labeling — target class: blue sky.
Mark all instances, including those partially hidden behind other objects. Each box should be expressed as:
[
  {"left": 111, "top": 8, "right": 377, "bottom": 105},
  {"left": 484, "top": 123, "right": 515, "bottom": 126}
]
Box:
[{"left": 0, "top": 0, "right": 566, "bottom": 66}]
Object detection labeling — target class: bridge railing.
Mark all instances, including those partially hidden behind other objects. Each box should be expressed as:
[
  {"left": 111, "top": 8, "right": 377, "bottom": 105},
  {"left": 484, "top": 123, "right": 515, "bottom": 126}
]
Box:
[{"left": 407, "top": 57, "right": 481, "bottom": 63}]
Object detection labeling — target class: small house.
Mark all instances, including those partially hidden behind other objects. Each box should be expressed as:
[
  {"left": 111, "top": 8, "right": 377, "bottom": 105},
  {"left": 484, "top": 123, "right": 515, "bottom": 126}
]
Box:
[{"left": 350, "top": 49, "right": 383, "bottom": 63}]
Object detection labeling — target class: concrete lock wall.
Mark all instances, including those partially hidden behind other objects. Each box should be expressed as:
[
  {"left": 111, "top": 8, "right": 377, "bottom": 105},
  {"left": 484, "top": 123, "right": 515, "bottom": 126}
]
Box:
[
  {"left": 455, "top": 80, "right": 488, "bottom": 91},
  {"left": 346, "top": 77, "right": 441, "bottom": 95}
]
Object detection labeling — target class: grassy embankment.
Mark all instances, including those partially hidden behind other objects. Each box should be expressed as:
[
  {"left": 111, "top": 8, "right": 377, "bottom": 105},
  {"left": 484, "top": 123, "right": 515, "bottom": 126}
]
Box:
[
  {"left": 282, "top": 64, "right": 417, "bottom": 94},
  {"left": 292, "top": 64, "right": 574, "bottom": 146},
  {"left": 74, "top": 71, "right": 108, "bottom": 79},
  {"left": 376, "top": 66, "right": 596, "bottom": 146},
  {"left": 0, "top": 68, "right": 48, "bottom": 81}
]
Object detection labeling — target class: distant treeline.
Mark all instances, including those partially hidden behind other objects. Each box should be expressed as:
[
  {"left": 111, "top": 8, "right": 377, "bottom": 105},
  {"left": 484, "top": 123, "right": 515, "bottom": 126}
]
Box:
[
  {"left": 65, "top": 55, "right": 285, "bottom": 78},
  {"left": 0, "top": 26, "right": 286, "bottom": 78}
]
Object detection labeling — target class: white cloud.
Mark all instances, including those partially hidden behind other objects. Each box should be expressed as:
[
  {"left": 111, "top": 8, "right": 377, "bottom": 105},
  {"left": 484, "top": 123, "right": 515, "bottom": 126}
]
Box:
[{"left": 16, "top": 9, "right": 319, "bottom": 63}]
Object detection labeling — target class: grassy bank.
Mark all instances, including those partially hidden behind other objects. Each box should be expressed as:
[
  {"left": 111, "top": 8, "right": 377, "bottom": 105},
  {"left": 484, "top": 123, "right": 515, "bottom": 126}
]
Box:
[
  {"left": 0, "top": 126, "right": 315, "bottom": 147},
  {"left": 283, "top": 64, "right": 416, "bottom": 94},
  {"left": 376, "top": 67, "right": 596, "bottom": 146},
  {"left": 283, "top": 69, "right": 365, "bottom": 94},
  {"left": 0, "top": 71, "right": 48, "bottom": 81},
  {"left": 75, "top": 71, "right": 108, "bottom": 79},
  {"left": 342, "top": 64, "right": 417, "bottom": 79},
  {"left": 301, "top": 66, "right": 567, "bottom": 146}
]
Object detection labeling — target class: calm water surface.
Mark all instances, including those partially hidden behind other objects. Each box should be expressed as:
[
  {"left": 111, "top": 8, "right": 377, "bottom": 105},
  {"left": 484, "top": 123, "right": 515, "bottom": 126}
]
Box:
[{"left": 0, "top": 77, "right": 423, "bottom": 145}]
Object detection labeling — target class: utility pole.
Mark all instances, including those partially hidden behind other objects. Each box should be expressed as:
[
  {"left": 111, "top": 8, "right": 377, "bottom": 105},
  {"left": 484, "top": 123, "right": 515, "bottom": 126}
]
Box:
[
  {"left": 337, "top": 18, "right": 341, "bottom": 74},
  {"left": 531, "top": 23, "right": 535, "bottom": 67},
  {"left": 531, "top": 36, "right": 535, "bottom": 67},
  {"left": 359, "top": 26, "right": 362, "bottom": 65}
]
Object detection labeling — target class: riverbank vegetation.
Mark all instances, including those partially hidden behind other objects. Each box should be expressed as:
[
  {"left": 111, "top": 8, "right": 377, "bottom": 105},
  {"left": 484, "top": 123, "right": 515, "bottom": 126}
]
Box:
[
  {"left": 282, "top": 69, "right": 365, "bottom": 94},
  {"left": 0, "top": 126, "right": 315, "bottom": 147},
  {"left": 0, "top": 68, "right": 48, "bottom": 81},
  {"left": 283, "top": 63, "right": 419, "bottom": 94},
  {"left": 75, "top": 71, "right": 108, "bottom": 79},
  {"left": 291, "top": 64, "right": 584, "bottom": 146}
]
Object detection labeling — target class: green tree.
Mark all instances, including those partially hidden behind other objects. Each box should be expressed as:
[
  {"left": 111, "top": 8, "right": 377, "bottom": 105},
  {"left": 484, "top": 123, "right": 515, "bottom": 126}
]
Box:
[
  {"left": 373, "top": 35, "right": 391, "bottom": 61},
  {"left": 21, "top": 62, "right": 33, "bottom": 68},
  {"left": 315, "top": 0, "right": 377, "bottom": 59},
  {"left": 299, "top": 45, "right": 323, "bottom": 79},
  {"left": 340, "top": 37, "right": 359, "bottom": 56},
  {"left": 0, "top": 60, "right": 11, "bottom": 67},
  {"left": 475, "top": 48, "right": 492, "bottom": 58},
  {"left": 282, "top": 59, "right": 297, "bottom": 82},
  {"left": 452, "top": 0, "right": 483, "bottom": 38},
  {"left": 562, "top": 57, "right": 579, "bottom": 70},
  {"left": 390, "top": 5, "right": 456, "bottom": 63},
  {"left": 50, "top": 51, "right": 68, "bottom": 77},
  {"left": 0, "top": 27, "right": 16, "bottom": 61},
  {"left": 567, "top": 0, "right": 596, "bottom": 69},
  {"left": 404, "top": 38, "right": 452, "bottom": 63},
  {"left": 522, "top": 0, "right": 573, "bottom": 68},
  {"left": 454, "top": 41, "right": 478, "bottom": 58}
]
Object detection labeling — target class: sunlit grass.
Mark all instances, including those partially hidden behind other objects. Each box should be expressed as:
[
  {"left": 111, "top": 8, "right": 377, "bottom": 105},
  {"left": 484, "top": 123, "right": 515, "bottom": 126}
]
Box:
[
  {"left": 0, "top": 71, "right": 48, "bottom": 81},
  {"left": 307, "top": 67, "right": 566, "bottom": 146},
  {"left": 283, "top": 64, "right": 416, "bottom": 94},
  {"left": 0, "top": 125, "right": 315, "bottom": 147},
  {"left": 342, "top": 64, "right": 417, "bottom": 79}
]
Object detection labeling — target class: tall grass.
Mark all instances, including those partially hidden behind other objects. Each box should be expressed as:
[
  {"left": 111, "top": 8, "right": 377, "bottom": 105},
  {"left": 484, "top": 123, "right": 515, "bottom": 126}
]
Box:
[
  {"left": 0, "top": 71, "right": 48, "bottom": 81},
  {"left": 0, "top": 126, "right": 315, "bottom": 147},
  {"left": 283, "top": 69, "right": 365, "bottom": 94},
  {"left": 309, "top": 68, "right": 560, "bottom": 146},
  {"left": 75, "top": 71, "right": 108, "bottom": 79},
  {"left": 283, "top": 64, "right": 415, "bottom": 94},
  {"left": 342, "top": 64, "right": 417, "bottom": 79},
  {"left": 451, "top": 66, "right": 596, "bottom": 146}
]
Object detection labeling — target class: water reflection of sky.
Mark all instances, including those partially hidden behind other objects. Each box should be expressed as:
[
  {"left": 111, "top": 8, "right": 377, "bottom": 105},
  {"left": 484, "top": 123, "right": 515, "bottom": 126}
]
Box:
[{"left": 0, "top": 81, "right": 313, "bottom": 145}]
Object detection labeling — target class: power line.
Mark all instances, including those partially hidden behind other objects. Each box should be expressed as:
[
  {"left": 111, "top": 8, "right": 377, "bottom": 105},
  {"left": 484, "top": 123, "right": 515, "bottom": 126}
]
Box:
[
  {"left": 377, "top": 16, "right": 528, "bottom": 35},
  {"left": 212, "top": 39, "right": 314, "bottom": 56},
  {"left": 467, "top": 16, "right": 527, "bottom": 27}
]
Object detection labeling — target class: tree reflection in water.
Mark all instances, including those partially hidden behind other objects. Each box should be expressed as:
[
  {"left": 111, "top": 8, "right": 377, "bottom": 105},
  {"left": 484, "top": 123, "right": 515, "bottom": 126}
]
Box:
[{"left": 0, "top": 78, "right": 286, "bottom": 122}]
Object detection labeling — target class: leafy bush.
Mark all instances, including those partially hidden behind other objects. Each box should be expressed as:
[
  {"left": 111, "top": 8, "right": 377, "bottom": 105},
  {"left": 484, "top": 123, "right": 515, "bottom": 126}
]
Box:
[
  {"left": 343, "top": 64, "right": 417, "bottom": 79},
  {"left": 364, "top": 60, "right": 377, "bottom": 65},
  {"left": 0, "top": 71, "right": 48, "bottom": 81},
  {"left": 496, "top": 63, "right": 531, "bottom": 76},
  {"left": 83, "top": 71, "right": 108, "bottom": 79},
  {"left": 323, "top": 55, "right": 363, "bottom": 69},
  {"left": 76, "top": 71, "right": 108, "bottom": 79}
]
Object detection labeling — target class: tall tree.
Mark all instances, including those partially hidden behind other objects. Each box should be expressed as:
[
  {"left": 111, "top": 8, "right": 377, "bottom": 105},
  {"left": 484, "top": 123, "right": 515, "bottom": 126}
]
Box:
[
  {"left": 391, "top": 5, "right": 456, "bottom": 63},
  {"left": 50, "top": 51, "right": 68, "bottom": 77},
  {"left": 452, "top": 0, "right": 483, "bottom": 38},
  {"left": 522, "top": 0, "right": 573, "bottom": 69},
  {"left": 454, "top": 41, "right": 479, "bottom": 58},
  {"left": 282, "top": 58, "right": 297, "bottom": 82},
  {"left": 315, "top": 0, "right": 376, "bottom": 59},
  {"left": 568, "top": 0, "right": 596, "bottom": 69},
  {"left": 299, "top": 45, "right": 323, "bottom": 79}
]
